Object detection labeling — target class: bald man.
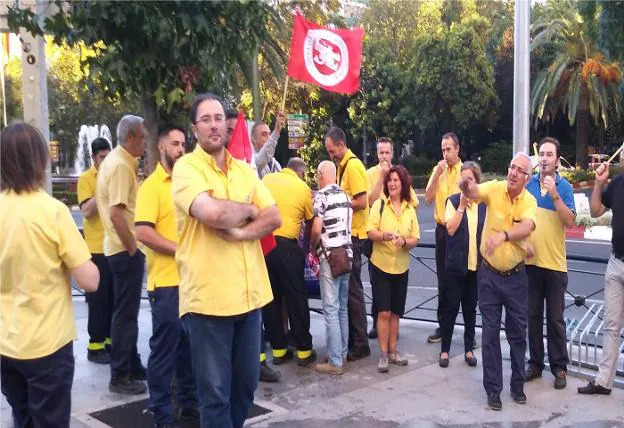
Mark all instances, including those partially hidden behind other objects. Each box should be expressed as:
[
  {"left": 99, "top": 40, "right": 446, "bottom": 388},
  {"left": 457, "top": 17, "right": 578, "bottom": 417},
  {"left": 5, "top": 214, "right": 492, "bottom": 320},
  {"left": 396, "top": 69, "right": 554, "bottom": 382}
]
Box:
[
  {"left": 460, "top": 152, "right": 537, "bottom": 411},
  {"left": 310, "top": 161, "right": 353, "bottom": 375}
]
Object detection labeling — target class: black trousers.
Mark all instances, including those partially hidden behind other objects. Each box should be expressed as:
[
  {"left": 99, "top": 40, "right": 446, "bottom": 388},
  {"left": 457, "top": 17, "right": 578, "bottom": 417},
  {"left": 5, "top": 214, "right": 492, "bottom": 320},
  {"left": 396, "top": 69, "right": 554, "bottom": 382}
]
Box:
[
  {"left": 263, "top": 237, "right": 312, "bottom": 352},
  {"left": 147, "top": 287, "right": 196, "bottom": 425},
  {"left": 435, "top": 224, "right": 447, "bottom": 326},
  {"left": 108, "top": 250, "right": 145, "bottom": 378},
  {"left": 86, "top": 253, "right": 114, "bottom": 347},
  {"left": 369, "top": 263, "right": 378, "bottom": 330},
  {"left": 478, "top": 263, "right": 528, "bottom": 395},
  {"left": 1, "top": 342, "right": 74, "bottom": 428},
  {"left": 348, "top": 237, "right": 369, "bottom": 350},
  {"left": 527, "top": 265, "right": 570, "bottom": 374},
  {"left": 440, "top": 270, "right": 478, "bottom": 353}
]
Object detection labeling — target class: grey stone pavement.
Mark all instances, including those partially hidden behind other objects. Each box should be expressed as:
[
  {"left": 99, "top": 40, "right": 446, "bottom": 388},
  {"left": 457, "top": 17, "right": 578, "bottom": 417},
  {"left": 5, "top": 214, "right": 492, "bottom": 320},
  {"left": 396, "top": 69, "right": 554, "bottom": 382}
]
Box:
[{"left": 1, "top": 298, "right": 623, "bottom": 428}]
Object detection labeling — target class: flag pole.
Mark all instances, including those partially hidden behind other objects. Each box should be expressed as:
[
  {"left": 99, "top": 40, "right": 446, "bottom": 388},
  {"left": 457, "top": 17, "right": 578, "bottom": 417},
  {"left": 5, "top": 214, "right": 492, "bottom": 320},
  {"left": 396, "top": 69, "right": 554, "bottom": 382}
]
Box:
[{"left": 280, "top": 75, "right": 289, "bottom": 112}]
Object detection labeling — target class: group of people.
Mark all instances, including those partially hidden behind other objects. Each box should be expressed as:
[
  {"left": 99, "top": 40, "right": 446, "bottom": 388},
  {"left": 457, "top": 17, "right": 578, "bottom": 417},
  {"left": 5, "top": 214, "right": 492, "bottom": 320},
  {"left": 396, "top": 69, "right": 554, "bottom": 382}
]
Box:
[{"left": 1, "top": 91, "right": 623, "bottom": 428}]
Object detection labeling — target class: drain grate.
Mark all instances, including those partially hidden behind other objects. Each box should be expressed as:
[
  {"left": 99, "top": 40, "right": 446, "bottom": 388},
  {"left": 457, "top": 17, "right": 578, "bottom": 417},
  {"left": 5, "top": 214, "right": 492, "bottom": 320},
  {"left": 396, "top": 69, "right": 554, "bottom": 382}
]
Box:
[{"left": 89, "top": 398, "right": 271, "bottom": 427}]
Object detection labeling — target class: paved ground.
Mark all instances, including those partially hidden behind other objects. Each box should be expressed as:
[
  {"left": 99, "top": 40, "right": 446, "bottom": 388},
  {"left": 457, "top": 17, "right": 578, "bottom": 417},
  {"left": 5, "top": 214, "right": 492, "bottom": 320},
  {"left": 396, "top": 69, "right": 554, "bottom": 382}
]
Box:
[{"left": 2, "top": 299, "right": 623, "bottom": 427}]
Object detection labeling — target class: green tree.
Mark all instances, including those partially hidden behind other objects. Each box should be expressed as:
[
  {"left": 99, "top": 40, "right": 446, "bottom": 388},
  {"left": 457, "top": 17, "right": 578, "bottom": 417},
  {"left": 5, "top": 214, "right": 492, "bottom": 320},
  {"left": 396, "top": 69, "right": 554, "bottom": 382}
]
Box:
[
  {"left": 530, "top": 0, "right": 623, "bottom": 167},
  {"left": 9, "top": 0, "right": 284, "bottom": 172}
]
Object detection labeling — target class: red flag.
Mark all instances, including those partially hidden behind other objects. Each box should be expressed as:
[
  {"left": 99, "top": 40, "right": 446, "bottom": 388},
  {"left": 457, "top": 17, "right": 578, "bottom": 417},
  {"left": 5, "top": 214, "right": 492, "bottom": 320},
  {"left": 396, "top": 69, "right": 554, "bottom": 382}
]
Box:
[
  {"left": 226, "top": 112, "right": 277, "bottom": 256},
  {"left": 287, "top": 14, "right": 364, "bottom": 95},
  {"left": 227, "top": 111, "right": 252, "bottom": 164}
]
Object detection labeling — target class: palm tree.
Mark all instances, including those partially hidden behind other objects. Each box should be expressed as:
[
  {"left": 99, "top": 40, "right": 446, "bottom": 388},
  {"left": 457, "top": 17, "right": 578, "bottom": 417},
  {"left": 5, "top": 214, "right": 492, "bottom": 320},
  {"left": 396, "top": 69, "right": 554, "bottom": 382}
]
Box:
[{"left": 530, "top": 4, "right": 622, "bottom": 167}]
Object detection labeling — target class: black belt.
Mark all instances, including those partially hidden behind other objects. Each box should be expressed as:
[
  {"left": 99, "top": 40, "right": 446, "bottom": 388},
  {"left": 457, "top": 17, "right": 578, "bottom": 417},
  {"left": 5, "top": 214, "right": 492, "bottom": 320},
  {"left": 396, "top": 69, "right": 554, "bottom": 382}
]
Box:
[{"left": 482, "top": 259, "right": 525, "bottom": 277}]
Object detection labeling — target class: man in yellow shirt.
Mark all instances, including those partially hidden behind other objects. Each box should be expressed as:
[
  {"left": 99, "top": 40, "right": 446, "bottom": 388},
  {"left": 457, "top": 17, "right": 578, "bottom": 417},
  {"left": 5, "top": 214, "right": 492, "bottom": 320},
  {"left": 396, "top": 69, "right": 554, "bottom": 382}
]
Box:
[
  {"left": 96, "top": 114, "right": 147, "bottom": 395},
  {"left": 424, "top": 132, "right": 463, "bottom": 343},
  {"left": 366, "top": 137, "right": 419, "bottom": 339},
  {"left": 172, "top": 93, "right": 281, "bottom": 428},
  {"left": 135, "top": 126, "right": 198, "bottom": 426},
  {"left": 325, "top": 127, "right": 370, "bottom": 361},
  {"left": 262, "top": 158, "right": 316, "bottom": 366},
  {"left": 77, "top": 137, "right": 114, "bottom": 364},
  {"left": 460, "top": 152, "right": 537, "bottom": 411}
]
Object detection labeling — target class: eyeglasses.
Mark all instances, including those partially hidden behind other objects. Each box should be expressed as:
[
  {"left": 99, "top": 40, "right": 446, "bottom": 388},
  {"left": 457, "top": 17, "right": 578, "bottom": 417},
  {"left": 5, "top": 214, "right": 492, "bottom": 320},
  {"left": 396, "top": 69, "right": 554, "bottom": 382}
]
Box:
[
  {"left": 508, "top": 164, "right": 530, "bottom": 177},
  {"left": 195, "top": 115, "right": 224, "bottom": 126}
]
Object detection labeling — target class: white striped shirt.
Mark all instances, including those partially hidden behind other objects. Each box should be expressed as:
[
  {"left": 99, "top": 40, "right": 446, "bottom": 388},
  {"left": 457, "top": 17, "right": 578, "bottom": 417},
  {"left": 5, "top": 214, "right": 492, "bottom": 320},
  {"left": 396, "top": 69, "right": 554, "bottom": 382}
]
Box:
[{"left": 314, "top": 184, "right": 353, "bottom": 257}]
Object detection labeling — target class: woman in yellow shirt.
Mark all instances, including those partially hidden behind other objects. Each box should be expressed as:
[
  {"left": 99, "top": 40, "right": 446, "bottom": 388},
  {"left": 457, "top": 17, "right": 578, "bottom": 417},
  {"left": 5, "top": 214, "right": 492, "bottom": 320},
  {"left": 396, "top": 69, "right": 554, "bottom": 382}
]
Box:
[
  {"left": 0, "top": 123, "right": 99, "bottom": 428},
  {"left": 367, "top": 166, "right": 420, "bottom": 373},
  {"left": 439, "top": 162, "right": 485, "bottom": 368}
]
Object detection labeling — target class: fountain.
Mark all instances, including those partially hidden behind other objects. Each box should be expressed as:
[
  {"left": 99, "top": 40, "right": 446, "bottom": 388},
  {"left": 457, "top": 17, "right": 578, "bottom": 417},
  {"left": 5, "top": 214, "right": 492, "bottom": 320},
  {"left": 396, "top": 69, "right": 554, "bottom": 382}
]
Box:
[{"left": 74, "top": 125, "right": 113, "bottom": 175}]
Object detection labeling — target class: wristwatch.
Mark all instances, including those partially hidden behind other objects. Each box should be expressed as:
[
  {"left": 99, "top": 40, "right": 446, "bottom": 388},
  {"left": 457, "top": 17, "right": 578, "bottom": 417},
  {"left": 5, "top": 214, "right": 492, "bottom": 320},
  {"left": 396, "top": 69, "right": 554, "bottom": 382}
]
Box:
[{"left": 551, "top": 193, "right": 560, "bottom": 202}]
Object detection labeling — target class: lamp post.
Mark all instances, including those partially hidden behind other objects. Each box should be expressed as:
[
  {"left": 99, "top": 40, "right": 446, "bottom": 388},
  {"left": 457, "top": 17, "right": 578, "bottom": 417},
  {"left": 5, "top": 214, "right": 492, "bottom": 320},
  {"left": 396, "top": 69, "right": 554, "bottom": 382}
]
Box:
[{"left": 513, "top": 0, "right": 531, "bottom": 156}]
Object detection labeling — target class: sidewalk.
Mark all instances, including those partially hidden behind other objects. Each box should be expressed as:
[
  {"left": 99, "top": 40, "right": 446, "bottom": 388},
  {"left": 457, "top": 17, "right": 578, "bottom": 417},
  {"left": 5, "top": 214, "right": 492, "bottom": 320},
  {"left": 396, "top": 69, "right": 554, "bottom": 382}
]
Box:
[{"left": 2, "top": 299, "right": 623, "bottom": 427}]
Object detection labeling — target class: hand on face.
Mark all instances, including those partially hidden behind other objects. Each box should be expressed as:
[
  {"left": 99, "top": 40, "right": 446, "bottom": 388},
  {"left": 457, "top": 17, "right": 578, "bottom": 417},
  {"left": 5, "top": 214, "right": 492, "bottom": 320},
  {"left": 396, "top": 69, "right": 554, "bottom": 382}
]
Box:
[
  {"left": 435, "top": 159, "right": 447, "bottom": 176},
  {"left": 541, "top": 175, "right": 557, "bottom": 197}
]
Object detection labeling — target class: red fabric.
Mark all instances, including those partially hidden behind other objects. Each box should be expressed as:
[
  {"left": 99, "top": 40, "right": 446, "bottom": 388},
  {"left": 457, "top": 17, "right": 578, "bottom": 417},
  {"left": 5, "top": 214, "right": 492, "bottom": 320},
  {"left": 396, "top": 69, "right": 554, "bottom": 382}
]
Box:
[
  {"left": 227, "top": 111, "right": 252, "bottom": 164},
  {"left": 287, "top": 14, "right": 364, "bottom": 95},
  {"left": 226, "top": 111, "right": 276, "bottom": 255}
]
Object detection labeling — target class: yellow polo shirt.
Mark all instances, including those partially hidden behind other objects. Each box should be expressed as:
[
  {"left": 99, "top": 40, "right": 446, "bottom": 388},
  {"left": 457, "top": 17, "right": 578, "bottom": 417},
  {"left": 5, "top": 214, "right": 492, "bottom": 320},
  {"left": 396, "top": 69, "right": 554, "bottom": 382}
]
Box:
[
  {"left": 0, "top": 190, "right": 91, "bottom": 359},
  {"left": 77, "top": 166, "right": 105, "bottom": 254},
  {"left": 96, "top": 145, "right": 139, "bottom": 256},
  {"left": 338, "top": 149, "right": 369, "bottom": 239},
  {"left": 445, "top": 199, "right": 479, "bottom": 271},
  {"left": 477, "top": 180, "right": 537, "bottom": 272},
  {"left": 367, "top": 198, "right": 420, "bottom": 274},
  {"left": 135, "top": 163, "right": 179, "bottom": 291},
  {"left": 367, "top": 164, "right": 419, "bottom": 209},
  {"left": 427, "top": 161, "right": 462, "bottom": 225},
  {"left": 172, "top": 145, "right": 275, "bottom": 317},
  {"left": 262, "top": 168, "right": 314, "bottom": 239}
]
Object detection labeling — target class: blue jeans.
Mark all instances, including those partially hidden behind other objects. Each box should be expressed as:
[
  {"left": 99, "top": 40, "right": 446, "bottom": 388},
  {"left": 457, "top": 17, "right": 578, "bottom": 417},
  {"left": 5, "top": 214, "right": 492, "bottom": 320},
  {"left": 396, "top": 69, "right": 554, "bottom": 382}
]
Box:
[
  {"left": 183, "top": 310, "right": 261, "bottom": 428},
  {"left": 319, "top": 258, "right": 350, "bottom": 368},
  {"left": 147, "top": 287, "right": 196, "bottom": 424}
]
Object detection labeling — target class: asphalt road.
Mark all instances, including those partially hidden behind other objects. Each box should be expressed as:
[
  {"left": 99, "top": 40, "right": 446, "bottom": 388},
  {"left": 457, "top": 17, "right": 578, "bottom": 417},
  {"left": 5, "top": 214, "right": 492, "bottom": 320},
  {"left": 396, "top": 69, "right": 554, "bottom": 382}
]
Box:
[{"left": 72, "top": 194, "right": 612, "bottom": 328}]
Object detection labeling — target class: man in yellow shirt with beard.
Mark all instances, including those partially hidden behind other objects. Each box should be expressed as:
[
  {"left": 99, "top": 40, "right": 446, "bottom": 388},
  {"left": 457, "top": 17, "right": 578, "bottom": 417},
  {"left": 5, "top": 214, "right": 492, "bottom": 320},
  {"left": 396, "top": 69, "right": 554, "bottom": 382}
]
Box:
[{"left": 172, "top": 93, "right": 281, "bottom": 428}]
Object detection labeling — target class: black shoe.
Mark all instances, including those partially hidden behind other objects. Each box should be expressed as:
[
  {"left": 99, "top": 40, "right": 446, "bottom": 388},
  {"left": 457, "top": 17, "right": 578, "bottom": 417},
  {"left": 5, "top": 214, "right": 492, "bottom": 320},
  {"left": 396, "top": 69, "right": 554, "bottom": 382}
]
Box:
[
  {"left": 131, "top": 362, "right": 147, "bottom": 381},
  {"left": 578, "top": 380, "right": 612, "bottom": 395},
  {"left": 297, "top": 350, "right": 318, "bottom": 367},
  {"left": 439, "top": 353, "right": 449, "bottom": 368},
  {"left": 554, "top": 370, "right": 567, "bottom": 390},
  {"left": 259, "top": 361, "right": 281, "bottom": 382},
  {"left": 510, "top": 390, "right": 527, "bottom": 404},
  {"left": 87, "top": 349, "right": 111, "bottom": 364},
  {"left": 487, "top": 393, "right": 502, "bottom": 411},
  {"left": 427, "top": 328, "right": 442, "bottom": 343},
  {"left": 368, "top": 328, "right": 378, "bottom": 339},
  {"left": 346, "top": 347, "right": 371, "bottom": 361},
  {"left": 177, "top": 407, "right": 200, "bottom": 421},
  {"left": 464, "top": 352, "right": 477, "bottom": 367},
  {"left": 109, "top": 375, "right": 146, "bottom": 395},
  {"left": 272, "top": 349, "right": 294, "bottom": 365},
  {"left": 525, "top": 366, "right": 542, "bottom": 382}
]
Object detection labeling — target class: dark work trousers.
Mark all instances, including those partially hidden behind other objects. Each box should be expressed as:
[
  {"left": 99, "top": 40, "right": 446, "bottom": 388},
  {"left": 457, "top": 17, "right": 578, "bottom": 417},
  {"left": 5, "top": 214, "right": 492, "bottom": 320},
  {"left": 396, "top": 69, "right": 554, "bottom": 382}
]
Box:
[
  {"left": 440, "top": 270, "right": 478, "bottom": 353},
  {"left": 86, "top": 253, "right": 114, "bottom": 347},
  {"left": 435, "top": 224, "right": 447, "bottom": 326},
  {"left": 147, "top": 287, "right": 197, "bottom": 425},
  {"left": 1, "top": 342, "right": 74, "bottom": 428},
  {"left": 527, "top": 265, "right": 570, "bottom": 375},
  {"left": 478, "top": 262, "right": 528, "bottom": 395},
  {"left": 348, "top": 237, "right": 370, "bottom": 351},
  {"left": 263, "top": 237, "right": 312, "bottom": 353},
  {"left": 108, "top": 250, "right": 145, "bottom": 378}
]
